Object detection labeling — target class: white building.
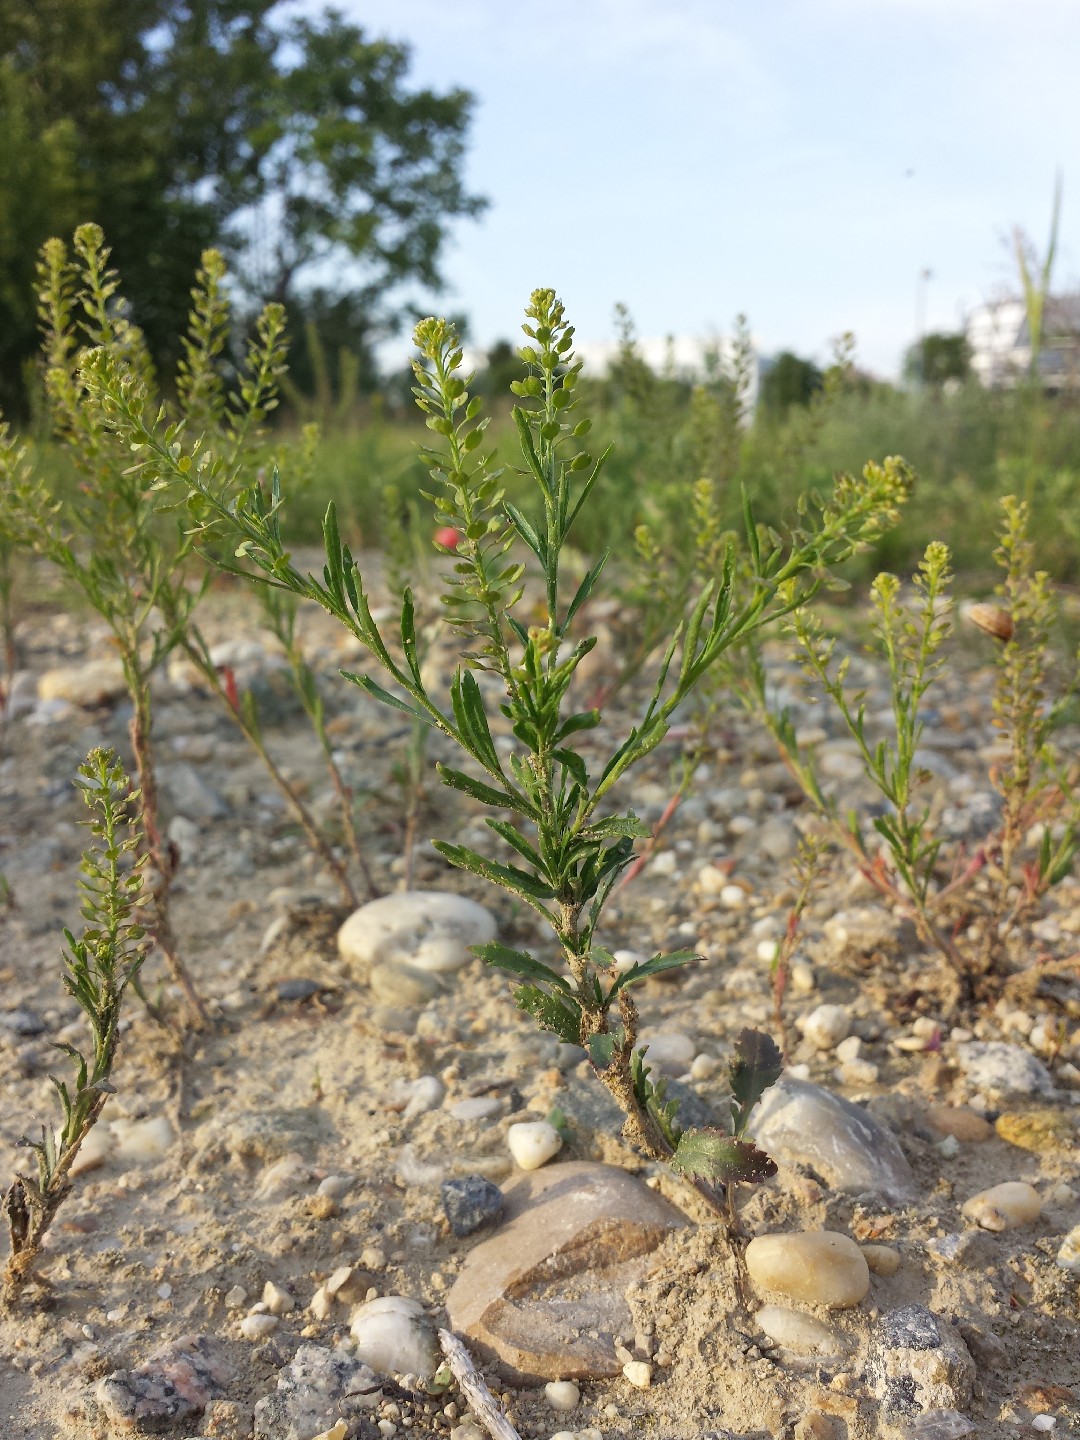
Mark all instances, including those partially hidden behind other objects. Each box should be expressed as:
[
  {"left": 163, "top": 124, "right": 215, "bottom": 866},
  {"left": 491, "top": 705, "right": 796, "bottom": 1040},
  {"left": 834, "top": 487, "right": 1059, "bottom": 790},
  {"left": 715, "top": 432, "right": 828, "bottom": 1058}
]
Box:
[{"left": 967, "top": 295, "right": 1080, "bottom": 389}]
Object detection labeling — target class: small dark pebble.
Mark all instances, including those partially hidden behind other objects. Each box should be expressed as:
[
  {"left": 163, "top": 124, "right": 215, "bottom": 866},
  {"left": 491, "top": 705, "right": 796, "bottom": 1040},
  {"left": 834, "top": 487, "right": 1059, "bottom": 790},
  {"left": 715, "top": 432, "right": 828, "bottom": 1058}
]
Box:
[
  {"left": 440, "top": 1175, "right": 504, "bottom": 1237},
  {"left": 275, "top": 978, "right": 322, "bottom": 1003}
]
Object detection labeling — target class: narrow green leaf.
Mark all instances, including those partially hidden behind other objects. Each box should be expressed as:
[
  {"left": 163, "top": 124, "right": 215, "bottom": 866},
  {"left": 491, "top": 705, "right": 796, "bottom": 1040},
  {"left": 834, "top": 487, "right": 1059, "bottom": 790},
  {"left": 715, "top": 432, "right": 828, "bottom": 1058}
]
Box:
[
  {"left": 436, "top": 763, "right": 534, "bottom": 815},
  {"left": 609, "top": 948, "right": 701, "bottom": 997},
  {"left": 432, "top": 841, "right": 556, "bottom": 904},
  {"left": 475, "top": 941, "right": 574, "bottom": 995},
  {"left": 341, "top": 671, "right": 430, "bottom": 723},
  {"left": 564, "top": 552, "right": 608, "bottom": 629}
]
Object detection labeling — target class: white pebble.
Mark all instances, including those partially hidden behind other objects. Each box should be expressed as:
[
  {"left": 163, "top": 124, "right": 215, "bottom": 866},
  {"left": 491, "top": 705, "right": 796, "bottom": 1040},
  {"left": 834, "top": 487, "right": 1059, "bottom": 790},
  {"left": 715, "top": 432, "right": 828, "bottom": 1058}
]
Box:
[
  {"left": 1033, "top": 1418, "right": 1056, "bottom": 1433},
  {"left": 696, "top": 862, "right": 727, "bottom": 894},
  {"left": 110, "top": 1115, "right": 174, "bottom": 1163},
  {"left": 755, "top": 1304, "right": 846, "bottom": 1355},
  {"left": 240, "top": 1313, "right": 279, "bottom": 1340},
  {"left": 508, "top": 1120, "right": 562, "bottom": 1171},
  {"left": 392, "top": 1075, "right": 445, "bottom": 1119},
  {"left": 448, "top": 1097, "right": 502, "bottom": 1122},
  {"left": 789, "top": 961, "right": 816, "bottom": 994},
  {"left": 690, "top": 1053, "right": 719, "bottom": 1081},
  {"left": 611, "top": 949, "right": 646, "bottom": 975},
  {"left": 622, "top": 1360, "right": 653, "bottom": 1388},
  {"left": 756, "top": 938, "right": 779, "bottom": 963},
  {"left": 224, "top": 1285, "right": 248, "bottom": 1309},
  {"left": 317, "top": 1174, "right": 354, "bottom": 1199},
  {"left": 544, "top": 1380, "right": 580, "bottom": 1411},
  {"left": 720, "top": 883, "right": 748, "bottom": 909},
  {"left": 350, "top": 1294, "right": 439, "bottom": 1377},
  {"left": 834, "top": 1035, "right": 862, "bottom": 1064},
  {"left": 449, "top": 1427, "right": 485, "bottom": 1440},
  {"left": 644, "top": 1032, "right": 695, "bottom": 1075},
  {"left": 649, "top": 851, "right": 677, "bottom": 877},
  {"left": 309, "top": 1286, "right": 332, "bottom": 1321},
  {"left": 961, "top": 1181, "right": 1042, "bottom": 1231},
  {"left": 262, "top": 1280, "right": 295, "bottom": 1315},
  {"left": 802, "top": 1004, "right": 851, "bottom": 1051}
]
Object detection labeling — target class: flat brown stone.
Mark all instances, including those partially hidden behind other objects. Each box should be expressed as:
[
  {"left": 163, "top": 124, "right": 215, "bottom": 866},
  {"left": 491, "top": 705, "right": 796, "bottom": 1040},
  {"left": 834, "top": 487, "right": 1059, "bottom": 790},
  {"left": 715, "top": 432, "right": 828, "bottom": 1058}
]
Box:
[
  {"left": 925, "top": 1104, "right": 994, "bottom": 1143},
  {"left": 445, "top": 1161, "right": 688, "bottom": 1382}
]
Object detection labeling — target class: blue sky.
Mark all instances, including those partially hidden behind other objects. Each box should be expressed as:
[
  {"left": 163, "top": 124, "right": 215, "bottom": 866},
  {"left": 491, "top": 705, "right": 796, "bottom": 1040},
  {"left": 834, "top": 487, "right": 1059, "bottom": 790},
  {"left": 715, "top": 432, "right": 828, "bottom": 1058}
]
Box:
[{"left": 326, "top": 0, "right": 1078, "bottom": 377}]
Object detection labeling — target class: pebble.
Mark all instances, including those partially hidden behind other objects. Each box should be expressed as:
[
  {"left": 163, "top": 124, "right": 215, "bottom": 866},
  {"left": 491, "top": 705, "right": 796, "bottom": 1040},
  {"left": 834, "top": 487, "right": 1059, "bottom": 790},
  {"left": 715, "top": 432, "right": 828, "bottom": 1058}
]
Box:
[
  {"left": 801, "top": 1004, "right": 851, "bottom": 1051},
  {"left": 544, "top": 1380, "right": 581, "bottom": 1411},
  {"left": 925, "top": 1105, "right": 994, "bottom": 1143},
  {"left": 263, "top": 1281, "right": 296, "bottom": 1315},
  {"left": 955, "top": 1041, "right": 1054, "bottom": 1098},
  {"left": 719, "top": 883, "right": 748, "bottom": 909},
  {"left": 902, "top": 1410, "right": 977, "bottom": 1439},
  {"left": 252, "top": 1343, "right": 383, "bottom": 1438},
  {"left": 447, "top": 1161, "right": 685, "bottom": 1380},
  {"left": 622, "top": 1361, "right": 652, "bottom": 1389},
  {"left": 93, "top": 1335, "right": 226, "bottom": 1425},
  {"left": 369, "top": 963, "right": 444, "bottom": 1007},
  {"left": 691, "top": 1053, "right": 719, "bottom": 1080},
  {"left": 745, "top": 1231, "right": 870, "bottom": 1309},
  {"left": 508, "top": 1120, "right": 563, "bottom": 1170},
  {"left": 349, "top": 1296, "right": 440, "bottom": 1378},
  {"left": 69, "top": 1125, "right": 114, "bottom": 1177},
  {"left": 389, "top": 1075, "right": 445, "bottom": 1119},
  {"left": 340, "top": 891, "right": 495, "bottom": 973},
  {"left": 309, "top": 1287, "right": 332, "bottom": 1321},
  {"left": 224, "top": 1286, "right": 248, "bottom": 1310},
  {"left": 644, "top": 1031, "right": 695, "bottom": 1075},
  {"left": 789, "top": 960, "right": 816, "bottom": 993},
  {"left": 450, "top": 1427, "right": 485, "bottom": 1440},
  {"left": 1056, "top": 1224, "right": 1080, "bottom": 1272},
  {"left": 868, "top": 1305, "right": 976, "bottom": 1416},
  {"left": 752, "top": 1078, "right": 916, "bottom": 1200},
  {"left": 37, "top": 659, "right": 126, "bottom": 707},
  {"left": 994, "top": 1108, "right": 1074, "bottom": 1154},
  {"left": 111, "top": 1115, "right": 174, "bottom": 1162},
  {"left": 440, "top": 1175, "right": 504, "bottom": 1237},
  {"left": 448, "top": 1097, "right": 502, "bottom": 1122},
  {"left": 756, "top": 938, "right": 780, "bottom": 963},
  {"left": 255, "top": 1153, "right": 313, "bottom": 1200},
  {"left": 755, "top": 1305, "right": 848, "bottom": 1356},
  {"left": 241, "top": 1313, "right": 279, "bottom": 1340},
  {"left": 860, "top": 1243, "right": 902, "bottom": 1277},
  {"left": 961, "top": 1181, "right": 1042, "bottom": 1231}
]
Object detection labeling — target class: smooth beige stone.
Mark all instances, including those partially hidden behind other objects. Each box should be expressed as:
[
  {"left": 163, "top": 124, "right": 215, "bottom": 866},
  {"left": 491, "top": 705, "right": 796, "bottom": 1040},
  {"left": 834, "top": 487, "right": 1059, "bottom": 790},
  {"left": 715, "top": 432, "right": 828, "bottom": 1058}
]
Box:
[
  {"left": 860, "top": 1243, "right": 902, "bottom": 1277},
  {"left": 961, "top": 1181, "right": 1042, "bottom": 1231},
  {"left": 745, "top": 1231, "right": 870, "bottom": 1309},
  {"left": 926, "top": 1104, "right": 994, "bottom": 1143},
  {"left": 755, "top": 1305, "right": 848, "bottom": 1355},
  {"left": 38, "top": 658, "right": 126, "bottom": 706}
]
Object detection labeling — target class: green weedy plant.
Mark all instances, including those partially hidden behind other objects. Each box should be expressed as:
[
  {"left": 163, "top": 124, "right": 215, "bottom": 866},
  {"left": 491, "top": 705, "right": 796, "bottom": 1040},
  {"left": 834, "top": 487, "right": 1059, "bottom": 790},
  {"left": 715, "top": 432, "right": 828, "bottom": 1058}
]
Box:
[
  {"left": 746, "top": 497, "right": 1080, "bottom": 1009},
  {"left": 82, "top": 286, "right": 913, "bottom": 1223},
  {"left": 0, "top": 229, "right": 207, "bottom": 1029},
  {"left": 2, "top": 748, "right": 148, "bottom": 1306}
]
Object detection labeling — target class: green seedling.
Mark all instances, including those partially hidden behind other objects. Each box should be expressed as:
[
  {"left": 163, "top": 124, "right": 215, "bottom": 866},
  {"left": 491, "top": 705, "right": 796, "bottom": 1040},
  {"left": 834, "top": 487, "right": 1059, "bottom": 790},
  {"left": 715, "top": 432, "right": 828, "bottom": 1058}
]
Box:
[
  {"left": 83, "top": 283, "right": 912, "bottom": 1224},
  {"left": 2, "top": 748, "right": 148, "bottom": 1306}
]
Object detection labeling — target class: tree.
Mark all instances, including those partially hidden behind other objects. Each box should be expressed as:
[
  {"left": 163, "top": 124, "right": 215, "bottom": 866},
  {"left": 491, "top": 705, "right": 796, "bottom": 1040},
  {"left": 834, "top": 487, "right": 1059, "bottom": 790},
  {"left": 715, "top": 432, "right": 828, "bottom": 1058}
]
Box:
[
  {"left": 759, "top": 351, "right": 823, "bottom": 416},
  {"left": 0, "top": 1, "right": 485, "bottom": 414},
  {"left": 904, "top": 332, "right": 971, "bottom": 387}
]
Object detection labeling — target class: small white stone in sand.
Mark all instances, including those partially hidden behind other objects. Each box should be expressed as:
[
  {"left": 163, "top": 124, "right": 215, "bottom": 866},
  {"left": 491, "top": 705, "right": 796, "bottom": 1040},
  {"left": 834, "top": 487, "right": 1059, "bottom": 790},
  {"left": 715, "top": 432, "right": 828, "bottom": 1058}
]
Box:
[
  {"left": 622, "top": 1360, "right": 653, "bottom": 1389},
  {"left": 834, "top": 1035, "right": 862, "bottom": 1063},
  {"left": 263, "top": 1280, "right": 295, "bottom": 1315},
  {"left": 508, "top": 1120, "right": 562, "bottom": 1171},
  {"left": 361, "top": 1246, "right": 387, "bottom": 1270},
  {"left": 756, "top": 938, "right": 779, "bottom": 963},
  {"left": 449, "top": 1426, "right": 485, "bottom": 1440},
  {"left": 802, "top": 1004, "right": 851, "bottom": 1051},
  {"left": 111, "top": 1115, "right": 173, "bottom": 1163},
  {"left": 309, "top": 1286, "right": 332, "bottom": 1320},
  {"left": 611, "top": 949, "right": 646, "bottom": 975},
  {"left": 350, "top": 1294, "right": 439, "bottom": 1377},
  {"left": 224, "top": 1285, "right": 248, "bottom": 1309},
  {"left": 789, "top": 961, "right": 816, "bottom": 993},
  {"left": 544, "top": 1380, "right": 580, "bottom": 1411},
  {"left": 961, "top": 1181, "right": 1042, "bottom": 1231},
  {"left": 1032, "top": 1417, "right": 1056, "bottom": 1433},
  {"left": 240, "top": 1313, "right": 278, "bottom": 1340},
  {"left": 649, "top": 851, "right": 677, "bottom": 877},
  {"left": 719, "top": 883, "right": 748, "bottom": 909},
  {"left": 690, "top": 1053, "right": 719, "bottom": 1081}
]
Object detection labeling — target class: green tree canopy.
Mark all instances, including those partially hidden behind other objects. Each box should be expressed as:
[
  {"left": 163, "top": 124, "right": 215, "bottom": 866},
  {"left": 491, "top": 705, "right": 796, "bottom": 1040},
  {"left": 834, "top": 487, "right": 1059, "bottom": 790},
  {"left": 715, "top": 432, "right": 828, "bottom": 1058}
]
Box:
[
  {"left": 759, "top": 350, "right": 823, "bottom": 416},
  {"left": 0, "top": 0, "right": 485, "bottom": 414},
  {"left": 904, "top": 332, "right": 971, "bottom": 387}
]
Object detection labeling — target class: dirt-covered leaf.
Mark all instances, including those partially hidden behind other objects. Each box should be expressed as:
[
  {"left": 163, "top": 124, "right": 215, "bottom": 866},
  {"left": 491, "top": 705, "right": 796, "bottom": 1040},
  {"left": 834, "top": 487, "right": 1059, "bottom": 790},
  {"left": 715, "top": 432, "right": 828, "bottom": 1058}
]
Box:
[
  {"left": 474, "top": 942, "right": 574, "bottom": 996},
  {"left": 513, "top": 985, "right": 582, "bottom": 1045},
  {"left": 670, "top": 1128, "right": 777, "bottom": 1185}
]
